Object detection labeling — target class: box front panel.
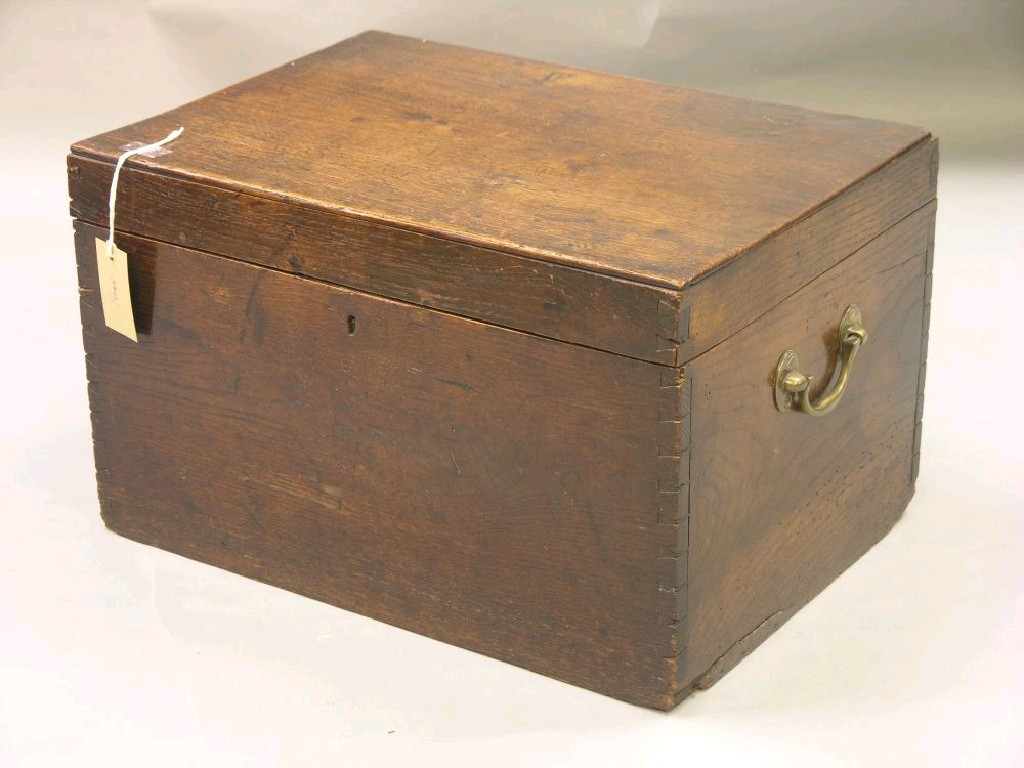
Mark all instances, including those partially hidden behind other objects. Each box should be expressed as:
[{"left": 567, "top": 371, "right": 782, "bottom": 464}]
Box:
[
  {"left": 683, "top": 201, "right": 936, "bottom": 694},
  {"left": 74, "top": 222, "right": 676, "bottom": 707}
]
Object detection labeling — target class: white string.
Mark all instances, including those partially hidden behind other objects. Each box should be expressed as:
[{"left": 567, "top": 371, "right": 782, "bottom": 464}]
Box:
[{"left": 106, "top": 126, "right": 184, "bottom": 257}]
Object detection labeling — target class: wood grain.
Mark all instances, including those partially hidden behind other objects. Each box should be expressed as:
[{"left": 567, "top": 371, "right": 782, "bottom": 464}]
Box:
[
  {"left": 69, "top": 30, "right": 929, "bottom": 290},
  {"left": 68, "top": 155, "right": 683, "bottom": 365},
  {"left": 681, "top": 202, "right": 935, "bottom": 694},
  {"left": 68, "top": 29, "right": 940, "bottom": 709},
  {"left": 75, "top": 221, "right": 687, "bottom": 709},
  {"left": 677, "top": 138, "right": 938, "bottom": 360}
]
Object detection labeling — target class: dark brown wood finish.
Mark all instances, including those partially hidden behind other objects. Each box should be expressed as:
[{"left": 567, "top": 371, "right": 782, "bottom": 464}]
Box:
[
  {"left": 70, "top": 30, "right": 939, "bottom": 710},
  {"left": 68, "top": 155, "right": 683, "bottom": 364},
  {"left": 681, "top": 202, "right": 935, "bottom": 696},
  {"left": 70, "top": 31, "right": 929, "bottom": 364},
  {"left": 67, "top": 136, "right": 936, "bottom": 366},
  {"left": 677, "top": 138, "right": 937, "bottom": 360},
  {"left": 75, "top": 221, "right": 687, "bottom": 709}
]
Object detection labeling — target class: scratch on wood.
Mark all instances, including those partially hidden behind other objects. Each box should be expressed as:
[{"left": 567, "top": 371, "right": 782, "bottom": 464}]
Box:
[
  {"left": 241, "top": 272, "right": 267, "bottom": 345},
  {"left": 435, "top": 376, "right": 473, "bottom": 392}
]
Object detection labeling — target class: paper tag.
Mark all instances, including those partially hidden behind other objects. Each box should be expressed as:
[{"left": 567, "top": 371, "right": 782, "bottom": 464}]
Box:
[{"left": 95, "top": 237, "right": 137, "bottom": 342}]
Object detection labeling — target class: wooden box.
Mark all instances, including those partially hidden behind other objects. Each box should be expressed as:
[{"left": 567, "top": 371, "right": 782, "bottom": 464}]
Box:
[{"left": 68, "top": 31, "right": 938, "bottom": 710}]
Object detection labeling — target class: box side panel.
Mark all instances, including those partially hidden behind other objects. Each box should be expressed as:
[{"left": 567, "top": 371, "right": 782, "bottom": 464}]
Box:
[
  {"left": 74, "top": 222, "right": 679, "bottom": 708},
  {"left": 679, "top": 137, "right": 938, "bottom": 362},
  {"left": 69, "top": 156, "right": 683, "bottom": 365},
  {"left": 680, "top": 202, "right": 936, "bottom": 697}
]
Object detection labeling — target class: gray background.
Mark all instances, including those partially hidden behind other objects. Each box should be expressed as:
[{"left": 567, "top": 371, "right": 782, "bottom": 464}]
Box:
[
  {"left": 2, "top": 2, "right": 1021, "bottom": 767},
  {"left": 4, "top": 0, "right": 1022, "bottom": 160}
]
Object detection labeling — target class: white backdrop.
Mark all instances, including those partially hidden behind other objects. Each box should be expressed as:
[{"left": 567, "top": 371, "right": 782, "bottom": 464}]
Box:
[{"left": 2, "top": 2, "right": 1022, "bottom": 766}]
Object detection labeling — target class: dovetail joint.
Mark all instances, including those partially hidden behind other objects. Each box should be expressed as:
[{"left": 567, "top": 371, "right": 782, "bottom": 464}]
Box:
[
  {"left": 654, "top": 367, "right": 691, "bottom": 659},
  {"left": 655, "top": 297, "right": 690, "bottom": 366}
]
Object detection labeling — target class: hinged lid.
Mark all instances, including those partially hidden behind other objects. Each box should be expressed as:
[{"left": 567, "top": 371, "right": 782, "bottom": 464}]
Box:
[{"left": 69, "top": 30, "right": 936, "bottom": 365}]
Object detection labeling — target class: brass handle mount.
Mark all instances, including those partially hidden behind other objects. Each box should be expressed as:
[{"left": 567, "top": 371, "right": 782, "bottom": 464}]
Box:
[{"left": 774, "top": 305, "right": 867, "bottom": 417}]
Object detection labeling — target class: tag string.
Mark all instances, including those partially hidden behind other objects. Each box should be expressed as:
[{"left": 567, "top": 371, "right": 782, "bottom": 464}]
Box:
[{"left": 107, "top": 127, "right": 184, "bottom": 257}]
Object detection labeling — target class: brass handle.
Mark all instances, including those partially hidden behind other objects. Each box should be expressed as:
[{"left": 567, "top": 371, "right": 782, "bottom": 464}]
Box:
[{"left": 774, "top": 305, "right": 867, "bottom": 416}]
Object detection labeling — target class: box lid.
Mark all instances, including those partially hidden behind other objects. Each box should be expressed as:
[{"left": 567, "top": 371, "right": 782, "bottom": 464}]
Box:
[{"left": 69, "top": 31, "right": 935, "bottom": 365}]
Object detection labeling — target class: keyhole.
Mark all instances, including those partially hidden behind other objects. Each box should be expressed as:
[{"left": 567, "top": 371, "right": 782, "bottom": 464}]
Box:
[{"left": 346, "top": 314, "right": 356, "bottom": 335}]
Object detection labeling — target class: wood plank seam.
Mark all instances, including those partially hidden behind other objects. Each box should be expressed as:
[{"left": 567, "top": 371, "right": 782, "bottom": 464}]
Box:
[
  {"left": 681, "top": 134, "right": 933, "bottom": 290},
  {"left": 68, "top": 155, "right": 683, "bottom": 366},
  {"left": 73, "top": 213, "right": 682, "bottom": 369},
  {"left": 684, "top": 197, "right": 940, "bottom": 365},
  {"left": 676, "top": 136, "right": 937, "bottom": 363}
]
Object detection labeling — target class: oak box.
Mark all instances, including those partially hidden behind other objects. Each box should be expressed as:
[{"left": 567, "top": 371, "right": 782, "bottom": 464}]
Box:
[{"left": 68, "top": 31, "right": 938, "bottom": 709}]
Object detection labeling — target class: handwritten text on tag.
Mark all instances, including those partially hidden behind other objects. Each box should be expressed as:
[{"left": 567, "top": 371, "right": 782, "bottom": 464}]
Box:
[{"left": 95, "top": 237, "right": 137, "bottom": 342}]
